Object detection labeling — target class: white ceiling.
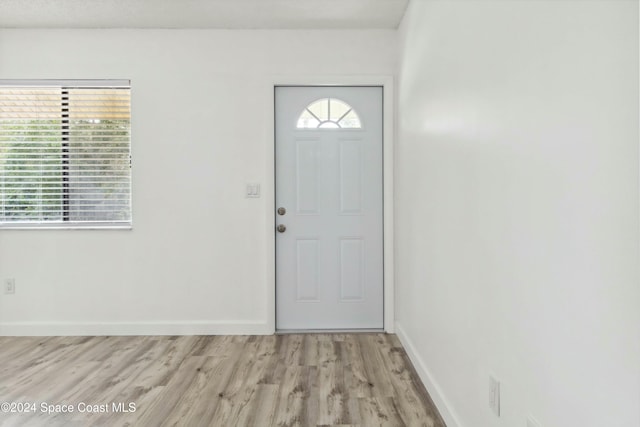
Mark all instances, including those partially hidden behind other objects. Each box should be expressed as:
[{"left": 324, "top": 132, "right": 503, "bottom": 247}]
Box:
[{"left": 0, "top": 0, "right": 410, "bottom": 29}]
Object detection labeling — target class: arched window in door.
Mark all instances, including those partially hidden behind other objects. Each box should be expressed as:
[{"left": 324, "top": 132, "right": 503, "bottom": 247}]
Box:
[{"left": 296, "top": 98, "right": 362, "bottom": 129}]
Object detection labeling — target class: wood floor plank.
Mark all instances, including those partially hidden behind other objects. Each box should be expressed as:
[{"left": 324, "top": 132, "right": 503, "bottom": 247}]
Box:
[
  {"left": 303, "top": 365, "right": 320, "bottom": 427},
  {"left": 63, "top": 337, "right": 157, "bottom": 404},
  {"left": 317, "top": 362, "right": 349, "bottom": 425},
  {"left": 178, "top": 354, "right": 241, "bottom": 426},
  {"left": 357, "top": 396, "right": 406, "bottom": 427},
  {"left": 0, "top": 337, "right": 98, "bottom": 397},
  {"left": 282, "top": 334, "right": 304, "bottom": 367},
  {"left": 224, "top": 337, "right": 279, "bottom": 426},
  {"left": 154, "top": 356, "right": 226, "bottom": 427},
  {"left": 378, "top": 343, "right": 442, "bottom": 427},
  {"left": 357, "top": 334, "right": 396, "bottom": 398},
  {"left": 207, "top": 340, "right": 268, "bottom": 426},
  {"left": 0, "top": 334, "right": 446, "bottom": 427},
  {"left": 303, "top": 334, "right": 320, "bottom": 367},
  {"left": 272, "top": 365, "right": 309, "bottom": 427},
  {"left": 342, "top": 335, "right": 375, "bottom": 399},
  {"left": 135, "top": 355, "right": 206, "bottom": 427},
  {"left": 235, "top": 383, "right": 279, "bottom": 427}
]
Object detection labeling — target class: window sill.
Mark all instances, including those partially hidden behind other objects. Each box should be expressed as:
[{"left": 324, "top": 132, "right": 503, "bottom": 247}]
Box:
[{"left": 0, "top": 223, "right": 132, "bottom": 230}]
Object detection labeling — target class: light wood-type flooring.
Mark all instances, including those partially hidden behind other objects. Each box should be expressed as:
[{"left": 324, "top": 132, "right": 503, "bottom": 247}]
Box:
[{"left": 0, "top": 334, "right": 446, "bottom": 427}]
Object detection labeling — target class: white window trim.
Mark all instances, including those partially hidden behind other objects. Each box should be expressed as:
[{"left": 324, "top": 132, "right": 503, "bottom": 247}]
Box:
[{"left": 0, "top": 79, "right": 132, "bottom": 230}]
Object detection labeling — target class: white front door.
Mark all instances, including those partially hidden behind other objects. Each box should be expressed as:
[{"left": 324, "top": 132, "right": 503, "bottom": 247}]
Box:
[{"left": 275, "top": 86, "right": 383, "bottom": 330}]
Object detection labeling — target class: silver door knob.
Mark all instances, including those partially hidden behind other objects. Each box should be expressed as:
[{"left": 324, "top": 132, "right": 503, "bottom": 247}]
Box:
[{"left": 277, "top": 224, "right": 286, "bottom": 233}]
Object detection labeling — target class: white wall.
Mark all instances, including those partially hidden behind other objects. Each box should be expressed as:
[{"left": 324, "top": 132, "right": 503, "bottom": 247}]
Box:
[
  {"left": 395, "top": 1, "right": 639, "bottom": 427},
  {"left": 0, "top": 29, "right": 396, "bottom": 335}
]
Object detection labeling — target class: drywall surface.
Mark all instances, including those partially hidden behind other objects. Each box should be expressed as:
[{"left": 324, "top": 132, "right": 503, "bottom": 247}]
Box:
[
  {"left": 0, "top": 29, "right": 396, "bottom": 335},
  {"left": 395, "top": 1, "right": 639, "bottom": 426}
]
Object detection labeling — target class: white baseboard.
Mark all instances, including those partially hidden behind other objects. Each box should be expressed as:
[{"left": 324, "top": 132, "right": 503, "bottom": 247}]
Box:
[
  {"left": 0, "top": 321, "right": 272, "bottom": 336},
  {"left": 395, "top": 321, "right": 463, "bottom": 427}
]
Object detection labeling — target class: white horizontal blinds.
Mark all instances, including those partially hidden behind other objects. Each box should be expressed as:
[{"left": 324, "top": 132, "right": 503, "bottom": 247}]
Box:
[{"left": 0, "top": 81, "right": 131, "bottom": 226}]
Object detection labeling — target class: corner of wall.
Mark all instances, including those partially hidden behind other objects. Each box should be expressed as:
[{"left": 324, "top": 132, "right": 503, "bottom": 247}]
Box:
[{"left": 395, "top": 321, "right": 463, "bottom": 427}]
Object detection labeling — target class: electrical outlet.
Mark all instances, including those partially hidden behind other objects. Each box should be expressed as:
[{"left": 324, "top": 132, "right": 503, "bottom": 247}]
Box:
[
  {"left": 4, "top": 278, "right": 15, "bottom": 294},
  {"left": 489, "top": 375, "right": 500, "bottom": 416},
  {"left": 527, "top": 416, "right": 542, "bottom": 427}
]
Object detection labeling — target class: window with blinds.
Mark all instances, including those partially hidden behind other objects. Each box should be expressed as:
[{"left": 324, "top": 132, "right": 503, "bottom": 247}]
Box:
[{"left": 0, "top": 80, "right": 131, "bottom": 228}]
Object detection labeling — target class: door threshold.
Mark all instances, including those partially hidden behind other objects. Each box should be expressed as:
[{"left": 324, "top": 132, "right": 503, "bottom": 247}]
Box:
[{"left": 276, "top": 328, "right": 385, "bottom": 334}]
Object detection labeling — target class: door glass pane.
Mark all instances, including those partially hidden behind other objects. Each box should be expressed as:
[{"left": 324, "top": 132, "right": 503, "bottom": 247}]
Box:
[{"left": 296, "top": 98, "right": 361, "bottom": 129}]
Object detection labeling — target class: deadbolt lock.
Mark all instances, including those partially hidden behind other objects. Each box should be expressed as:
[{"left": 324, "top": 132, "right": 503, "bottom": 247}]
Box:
[{"left": 277, "top": 207, "right": 286, "bottom": 216}]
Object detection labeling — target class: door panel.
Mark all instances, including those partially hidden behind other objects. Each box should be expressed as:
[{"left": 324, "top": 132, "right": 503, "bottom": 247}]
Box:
[
  {"left": 339, "top": 140, "right": 363, "bottom": 214},
  {"left": 296, "top": 239, "right": 320, "bottom": 302},
  {"left": 339, "top": 238, "right": 365, "bottom": 301},
  {"left": 275, "top": 86, "right": 383, "bottom": 330},
  {"left": 295, "top": 139, "right": 320, "bottom": 214}
]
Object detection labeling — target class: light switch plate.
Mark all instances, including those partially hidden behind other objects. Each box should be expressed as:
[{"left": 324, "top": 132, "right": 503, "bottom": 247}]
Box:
[
  {"left": 245, "top": 183, "right": 260, "bottom": 198},
  {"left": 4, "top": 278, "right": 15, "bottom": 294}
]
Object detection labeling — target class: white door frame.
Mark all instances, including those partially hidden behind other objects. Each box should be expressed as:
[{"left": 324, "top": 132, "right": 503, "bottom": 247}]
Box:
[{"left": 265, "top": 75, "right": 395, "bottom": 334}]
